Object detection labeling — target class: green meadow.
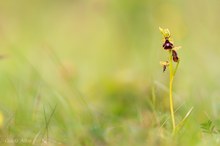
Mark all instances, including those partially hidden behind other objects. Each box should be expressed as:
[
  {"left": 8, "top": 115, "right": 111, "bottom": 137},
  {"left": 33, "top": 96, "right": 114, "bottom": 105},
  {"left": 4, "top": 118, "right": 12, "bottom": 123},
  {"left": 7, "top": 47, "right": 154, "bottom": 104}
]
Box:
[{"left": 0, "top": 0, "right": 219, "bottom": 145}]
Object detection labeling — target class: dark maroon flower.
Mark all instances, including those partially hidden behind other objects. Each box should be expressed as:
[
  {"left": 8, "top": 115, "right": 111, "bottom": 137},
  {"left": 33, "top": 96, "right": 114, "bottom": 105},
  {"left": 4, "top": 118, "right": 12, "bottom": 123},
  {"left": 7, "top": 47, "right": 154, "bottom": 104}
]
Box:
[
  {"left": 172, "top": 50, "right": 179, "bottom": 62},
  {"left": 163, "top": 39, "right": 173, "bottom": 50},
  {"left": 163, "top": 65, "right": 167, "bottom": 72},
  {"left": 160, "top": 61, "right": 169, "bottom": 72}
]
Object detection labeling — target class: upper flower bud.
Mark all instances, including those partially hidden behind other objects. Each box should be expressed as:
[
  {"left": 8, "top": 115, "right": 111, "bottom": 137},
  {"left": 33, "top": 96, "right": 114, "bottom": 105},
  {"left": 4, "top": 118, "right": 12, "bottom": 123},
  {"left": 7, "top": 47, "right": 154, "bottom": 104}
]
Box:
[{"left": 159, "top": 27, "right": 171, "bottom": 38}]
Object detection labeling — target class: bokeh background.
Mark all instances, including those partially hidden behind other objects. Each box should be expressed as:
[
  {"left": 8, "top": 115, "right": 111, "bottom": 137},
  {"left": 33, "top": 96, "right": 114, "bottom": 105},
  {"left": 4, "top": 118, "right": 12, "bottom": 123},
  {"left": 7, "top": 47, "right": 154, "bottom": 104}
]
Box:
[{"left": 0, "top": 0, "right": 220, "bottom": 145}]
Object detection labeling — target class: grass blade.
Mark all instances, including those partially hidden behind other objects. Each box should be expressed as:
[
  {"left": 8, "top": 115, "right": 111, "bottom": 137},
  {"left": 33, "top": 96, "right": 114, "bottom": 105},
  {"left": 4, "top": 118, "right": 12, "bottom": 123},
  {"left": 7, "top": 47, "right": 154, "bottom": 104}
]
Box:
[{"left": 176, "top": 107, "right": 194, "bottom": 133}]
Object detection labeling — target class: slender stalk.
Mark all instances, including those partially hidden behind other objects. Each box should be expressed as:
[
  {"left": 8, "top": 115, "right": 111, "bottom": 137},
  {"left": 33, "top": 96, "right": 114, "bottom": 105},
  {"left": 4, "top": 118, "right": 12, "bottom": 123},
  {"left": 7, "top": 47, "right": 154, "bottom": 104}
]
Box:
[
  {"left": 169, "top": 50, "right": 175, "bottom": 134},
  {"left": 173, "top": 60, "right": 180, "bottom": 76}
]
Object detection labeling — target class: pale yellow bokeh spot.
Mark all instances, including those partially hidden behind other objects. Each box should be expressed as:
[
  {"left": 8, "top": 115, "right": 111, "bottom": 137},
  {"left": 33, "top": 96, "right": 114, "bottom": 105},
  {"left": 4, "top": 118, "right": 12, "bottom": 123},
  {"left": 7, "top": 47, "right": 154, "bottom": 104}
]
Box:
[{"left": 0, "top": 112, "right": 4, "bottom": 128}]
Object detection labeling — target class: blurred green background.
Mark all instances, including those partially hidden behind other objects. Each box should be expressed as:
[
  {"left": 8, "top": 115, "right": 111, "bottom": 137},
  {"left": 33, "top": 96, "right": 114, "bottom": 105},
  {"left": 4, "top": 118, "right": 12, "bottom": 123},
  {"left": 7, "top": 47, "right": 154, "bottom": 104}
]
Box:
[{"left": 0, "top": 0, "right": 220, "bottom": 145}]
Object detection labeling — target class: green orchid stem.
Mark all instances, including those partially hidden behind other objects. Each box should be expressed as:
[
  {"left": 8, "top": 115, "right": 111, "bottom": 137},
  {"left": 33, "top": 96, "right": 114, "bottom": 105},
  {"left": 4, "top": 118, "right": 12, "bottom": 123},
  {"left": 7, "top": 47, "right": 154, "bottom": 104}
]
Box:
[
  {"left": 169, "top": 50, "right": 176, "bottom": 134},
  {"left": 173, "top": 59, "right": 180, "bottom": 76}
]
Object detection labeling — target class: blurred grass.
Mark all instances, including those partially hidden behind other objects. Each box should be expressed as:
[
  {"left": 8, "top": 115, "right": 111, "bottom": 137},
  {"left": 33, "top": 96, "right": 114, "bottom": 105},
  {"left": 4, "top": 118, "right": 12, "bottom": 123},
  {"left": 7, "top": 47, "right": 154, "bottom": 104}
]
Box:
[{"left": 0, "top": 0, "right": 219, "bottom": 145}]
